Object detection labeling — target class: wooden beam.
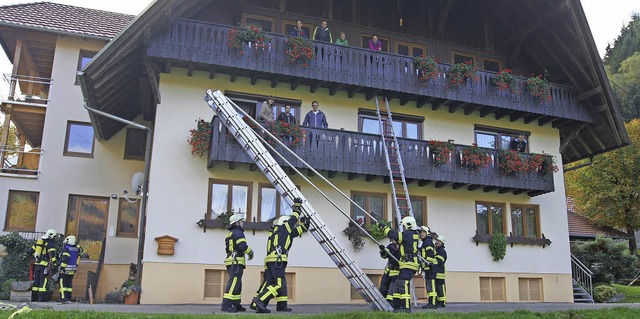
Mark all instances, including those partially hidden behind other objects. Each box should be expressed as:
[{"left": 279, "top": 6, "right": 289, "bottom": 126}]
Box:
[
  {"left": 524, "top": 113, "right": 544, "bottom": 124},
  {"left": 452, "top": 183, "right": 465, "bottom": 190},
  {"left": 366, "top": 174, "right": 378, "bottom": 182},
  {"left": 307, "top": 169, "right": 315, "bottom": 177},
  {"left": 479, "top": 107, "right": 493, "bottom": 118},
  {"left": 509, "top": 112, "right": 525, "bottom": 122},
  {"left": 436, "top": 0, "right": 454, "bottom": 36},
  {"left": 365, "top": 92, "right": 375, "bottom": 101},
  {"left": 418, "top": 180, "right": 431, "bottom": 187},
  {"left": 577, "top": 87, "right": 602, "bottom": 101},
  {"left": 559, "top": 123, "right": 585, "bottom": 153},
  {"left": 483, "top": 186, "right": 497, "bottom": 193},
  {"left": 230, "top": 74, "right": 237, "bottom": 82},
  {"left": 290, "top": 79, "right": 299, "bottom": 90},
  {"left": 187, "top": 62, "right": 193, "bottom": 76},
  {"left": 435, "top": 181, "right": 449, "bottom": 188},
  {"left": 249, "top": 164, "right": 257, "bottom": 171},
  {"left": 432, "top": 102, "right": 446, "bottom": 111},
  {"left": 310, "top": 81, "right": 320, "bottom": 93},
  {"left": 400, "top": 96, "right": 411, "bottom": 106},
  {"left": 494, "top": 110, "right": 510, "bottom": 120},
  {"left": 209, "top": 65, "right": 216, "bottom": 79},
  {"left": 586, "top": 126, "right": 607, "bottom": 151},
  {"left": 468, "top": 184, "right": 482, "bottom": 191},
  {"left": 513, "top": 189, "right": 527, "bottom": 195},
  {"left": 464, "top": 104, "right": 482, "bottom": 115},
  {"left": 348, "top": 87, "right": 360, "bottom": 98},
  {"left": 538, "top": 116, "right": 554, "bottom": 126},
  {"left": 327, "top": 170, "right": 337, "bottom": 178},
  {"left": 348, "top": 173, "right": 358, "bottom": 180},
  {"left": 228, "top": 162, "right": 237, "bottom": 170},
  {"left": 575, "top": 134, "right": 593, "bottom": 154},
  {"left": 448, "top": 102, "right": 465, "bottom": 113},
  {"left": 250, "top": 73, "right": 258, "bottom": 85},
  {"left": 271, "top": 79, "right": 278, "bottom": 88},
  {"left": 143, "top": 57, "right": 161, "bottom": 104},
  {"left": 503, "top": 1, "right": 569, "bottom": 48},
  {"left": 164, "top": 60, "right": 171, "bottom": 73},
  {"left": 329, "top": 84, "right": 342, "bottom": 96},
  {"left": 552, "top": 118, "right": 572, "bottom": 128},
  {"left": 498, "top": 187, "right": 512, "bottom": 194}
]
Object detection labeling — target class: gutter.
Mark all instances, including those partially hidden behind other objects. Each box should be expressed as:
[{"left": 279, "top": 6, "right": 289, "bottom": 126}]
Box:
[{"left": 82, "top": 102, "right": 152, "bottom": 300}]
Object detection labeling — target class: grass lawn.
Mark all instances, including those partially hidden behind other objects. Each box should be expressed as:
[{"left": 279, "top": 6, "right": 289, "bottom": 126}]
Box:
[
  {"left": 612, "top": 284, "right": 640, "bottom": 303},
  {"left": 2, "top": 309, "right": 640, "bottom": 319}
]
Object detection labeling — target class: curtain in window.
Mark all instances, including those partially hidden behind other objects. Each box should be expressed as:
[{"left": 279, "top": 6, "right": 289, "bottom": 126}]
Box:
[
  {"left": 411, "top": 199, "right": 423, "bottom": 226},
  {"left": 231, "top": 185, "right": 248, "bottom": 215},
  {"left": 352, "top": 195, "right": 367, "bottom": 226},
  {"left": 370, "top": 196, "right": 384, "bottom": 223},
  {"left": 210, "top": 184, "right": 228, "bottom": 217},
  {"left": 525, "top": 208, "right": 538, "bottom": 237},
  {"left": 261, "top": 188, "right": 277, "bottom": 222},
  {"left": 476, "top": 203, "right": 489, "bottom": 235},
  {"left": 491, "top": 205, "right": 504, "bottom": 234},
  {"left": 511, "top": 207, "right": 523, "bottom": 237},
  {"left": 280, "top": 196, "right": 293, "bottom": 216}
]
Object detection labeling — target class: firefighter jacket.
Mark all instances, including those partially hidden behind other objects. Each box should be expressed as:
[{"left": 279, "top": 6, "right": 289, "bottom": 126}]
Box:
[
  {"left": 435, "top": 245, "right": 447, "bottom": 279},
  {"left": 382, "top": 227, "right": 420, "bottom": 271},
  {"left": 224, "top": 225, "right": 252, "bottom": 267},
  {"left": 29, "top": 238, "right": 57, "bottom": 267},
  {"left": 60, "top": 244, "right": 83, "bottom": 274},
  {"left": 420, "top": 236, "right": 437, "bottom": 272},
  {"left": 380, "top": 243, "right": 401, "bottom": 277},
  {"left": 264, "top": 211, "right": 309, "bottom": 263}
]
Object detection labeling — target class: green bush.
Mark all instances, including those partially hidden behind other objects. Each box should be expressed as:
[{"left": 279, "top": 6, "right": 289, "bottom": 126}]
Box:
[
  {"left": 489, "top": 233, "right": 507, "bottom": 261},
  {"left": 594, "top": 285, "right": 618, "bottom": 303},
  {"left": 571, "top": 234, "right": 638, "bottom": 283},
  {"left": 0, "top": 278, "right": 16, "bottom": 300},
  {"left": 366, "top": 220, "right": 391, "bottom": 241},
  {"left": 0, "top": 232, "right": 35, "bottom": 300}
]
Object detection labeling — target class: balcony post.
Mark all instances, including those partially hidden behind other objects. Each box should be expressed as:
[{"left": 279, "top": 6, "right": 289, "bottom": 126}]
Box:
[
  {"left": 9, "top": 39, "right": 23, "bottom": 100},
  {"left": 0, "top": 107, "right": 11, "bottom": 166}
]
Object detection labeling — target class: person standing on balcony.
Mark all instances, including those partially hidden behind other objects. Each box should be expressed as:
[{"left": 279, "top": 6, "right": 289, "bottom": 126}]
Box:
[
  {"left": 221, "top": 213, "right": 254, "bottom": 313},
  {"left": 312, "top": 20, "right": 332, "bottom": 43},
  {"left": 509, "top": 133, "right": 528, "bottom": 152},
  {"left": 334, "top": 32, "right": 349, "bottom": 46},
  {"left": 277, "top": 105, "right": 296, "bottom": 125},
  {"left": 28, "top": 229, "right": 58, "bottom": 302},
  {"left": 369, "top": 34, "right": 382, "bottom": 51},
  {"left": 302, "top": 101, "right": 328, "bottom": 128},
  {"left": 259, "top": 96, "right": 276, "bottom": 122},
  {"left": 290, "top": 20, "right": 308, "bottom": 38}
]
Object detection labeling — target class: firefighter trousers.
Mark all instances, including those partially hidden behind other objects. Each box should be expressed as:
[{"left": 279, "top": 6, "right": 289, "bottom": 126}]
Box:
[
  {"left": 435, "top": 278, "right": 447, "bottom": 305},
  {"left": 255, "top": 261, "right": 289, "bottom": 310},
  {"left": 31, "top": 264, "right": 49, "bottom": 302},
  {"left": 59, "top": 273, "right": 74, "bottom": 301},
  {"left": 392, "top": 269, "right": 416, "bottom": 310},
  {"left": 221, "top": 265, "right": 244, "bottom": 309},
  {"left": 379, "top": 273, "right": 398, "bottom": 301}
]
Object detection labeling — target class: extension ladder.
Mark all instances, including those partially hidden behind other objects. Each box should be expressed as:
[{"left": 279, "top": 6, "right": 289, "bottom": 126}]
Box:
[{"left": 204, "top": 90, "right": 393, "bottom": 312}]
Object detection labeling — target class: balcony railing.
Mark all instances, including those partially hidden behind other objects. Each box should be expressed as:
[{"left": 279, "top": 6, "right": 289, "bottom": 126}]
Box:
[
  {"left": 208, "top": 117, "right": 554, "bottom": 196},
  {"left": 0, "top": 146, "right": 42, "bottom": 177},
  {"left": 148, "top": 19, "right": 590, "bottom": 123},
  {"left": 2, "top": 74, "right": 52, "bottom": 106}
]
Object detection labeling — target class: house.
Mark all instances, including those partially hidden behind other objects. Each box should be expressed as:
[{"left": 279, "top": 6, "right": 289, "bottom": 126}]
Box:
[
  {"left": 566, "top": 198, "right": 633, "bottom": 242},
  {"left": 1, "top": 0, "right": 629, "bottom": 305}
]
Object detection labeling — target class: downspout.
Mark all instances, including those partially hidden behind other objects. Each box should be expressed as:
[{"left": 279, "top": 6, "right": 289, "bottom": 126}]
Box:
[{"left": 82, "top": 102, "right": 152, "bottom": 294}]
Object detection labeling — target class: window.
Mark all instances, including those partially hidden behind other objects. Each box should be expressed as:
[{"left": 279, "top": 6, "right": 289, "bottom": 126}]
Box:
[
  {"left": 396, "top": 41, "right": 426, "bottom": 58},
  {"left": 519, "top": 278, "right": 543, "bottom": 301},
  {"left": 394, "top": 197, "right": 426, "bottom": 228},
  {"left": 258, "top": 184, "right": 294, "bottom": 223},
  {"left": 475, "top": 125, "right": 528, "bottom": 152},
  {"left": 361, "top": 34, "right": 389, "bottom": 52},
  {"left": 204, "top": 269, "right": 228, "bottom": 298},
  {"left": 242, "top": 14, "right": 274, "bottom": 32},
  {"left": 452, "top": 51, "right": 476, "bottom": 65},
  {"left": 358, "top": 110, "right": 423, "bottom": 140},
  {"left": 66, "top": 195, "right": 109, "bottom": 260},
  {"left": 511, "top": 204, "right": 540, "bottom": 238},
  {"left": 476, "top": 202, "right": 506, "bottom": 235},
  {"left": 124, "top": 128, "right": 147, "bottom": 160},
  {"left": 76, "top": 50, "right": 97, "bottom": 84},
  {"left": 117, "top": 198, "right": 140, "bottom": 237},
  {"left": 4, "top": 190, "right": 39, "bottom": 231},
  {"left": 64, "top": 121, "right": 95, "bottom": 157},
  {"left": 479, "top": 277, "right": 505, "bottom": 301},
  {"left": 282, "top": 19, "right": 312, "bottom": 38},
  {"left": 351, "top": 273, "right": 381, "bottom": 300},
  {"left": 225, "top": 91, "right": 301, "bottom": 122},
  {"left": 482, "top": 58, "right": 502, "bottom": 73},
  {"left": 208, "top": 179, "right": 252, "bottom": 220},
  {"left": 352, "top": 192, "right": 386, "bottom": 227}
]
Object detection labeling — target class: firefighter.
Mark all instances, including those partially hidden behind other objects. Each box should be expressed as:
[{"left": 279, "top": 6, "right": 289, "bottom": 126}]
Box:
[
  {"left": 28, "top": 229, "right": 58, "bottom": 302},
  {"left": 434, "top": 235, "right": 447, "bottom": 308},
  {"left": 419, "top": 226, "right": 438, "bottom": 309},
  {"left": 377, "top": 238, "right": 400, "bottom": 303},
  {"left": 378, "top": 216, "right": 420, "bottom": 313},
  {"left": 58, "top": 235, "right": 83, "bottom": 303},
  {"left": 253, "top": 197, "right": 310, "bottom": 313},
  {"left": 250, "top": 218, "right": 278, "bottom": 311},
  {"left": 220, "top": 213, "right": 254, "bottom": 313}
]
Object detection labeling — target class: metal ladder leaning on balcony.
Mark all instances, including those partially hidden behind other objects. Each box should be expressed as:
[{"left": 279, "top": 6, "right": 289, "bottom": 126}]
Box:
[
  {"left": 204, "top": 90, "right": 393, "bottom": 312},
  {"left": 374, "top": 96, "right": 419, "bottom": 307}
]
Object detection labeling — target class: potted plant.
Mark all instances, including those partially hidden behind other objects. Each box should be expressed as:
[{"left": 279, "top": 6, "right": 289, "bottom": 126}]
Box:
[
  {"left": 263, "top": 121, "right": 305, "bottom": 147},
  {"left": 227, "top": 24, "right": 270, "bottom": 56},
  {"left": 526, "top": 71, "right": 551, "bottom": 102},
  {"left": 427, "top": 140, "right": 455, "bottom": 166},
  {"left": 526, "top": 152, "right": 559, "bottom": 176},
  {"left": 343, "top": 221, "right": 365, "bottom": 252},
  {"left": 460, "top": 143, "right": 492, "bottom": 170},
  {"left": 119, "top": 279, "right": 141, "bottom": 304},
  {"left": 285, "top": 36, "right": 315, "bottom": 67},
  {"left": 491, "top": 69, "right": 518, "bottom": 93},
  {"left": 187, "top": 118, "right": 212, "bottom": 158},
  {"left": 413, "top": 55, "right": 440, "bottom": 83},
  {"left": 446, "top": 61, "right": 477, "bottom": 87},
  {"left": 497, "top": 150, "right": 526, "bottom": 175}
]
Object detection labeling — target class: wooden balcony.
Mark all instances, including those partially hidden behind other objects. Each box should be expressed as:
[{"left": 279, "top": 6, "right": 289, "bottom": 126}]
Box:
[
  {"left": 208, "top": 117, "right": 554, "bottom": 197},
  {"left": 147, "top": 19, "right": 591, "bottom": 125}
]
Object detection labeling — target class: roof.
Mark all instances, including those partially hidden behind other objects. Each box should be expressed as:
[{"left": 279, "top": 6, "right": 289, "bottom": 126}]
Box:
[
  {"left": 567, "top": 211, "right": 633, "bottom": 240},
  {"left": 0, "top": 2, "right": 134, "bottom": 39}
]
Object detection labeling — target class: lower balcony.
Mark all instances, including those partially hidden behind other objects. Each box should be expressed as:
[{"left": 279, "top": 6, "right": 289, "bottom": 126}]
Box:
[
  {"left": 208, "top": 117, "right": 554, "bottom": 196},
  {"left": 0, "top": 146, "right": 42, "bottom": 178}
]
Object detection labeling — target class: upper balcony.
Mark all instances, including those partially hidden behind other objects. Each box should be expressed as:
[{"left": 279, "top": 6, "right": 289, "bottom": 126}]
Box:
[
  {"left": 147, "top": 19, "right": 591, "bottom": 126},
  {"left": 208, "top": 117, "right": 555, "bottom": 197}
]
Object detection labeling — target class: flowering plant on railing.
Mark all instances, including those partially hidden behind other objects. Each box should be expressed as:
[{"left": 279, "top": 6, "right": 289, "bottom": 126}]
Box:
[
  {"left": 497, "top": 150, "right": 527, "bottom": 175},
  {"left": 285, "top": 36, "right": 315, "bottom": 67},
  {"left": 413, "top": 55, "right": 440, "bottom": 83},
  {"left": 227, "top": 24, "right": 270, "bottom": 56},
  {"left": 446, "top": 61, "right": 477, "bottom": 87},
  {"left": 526, "top": 71, "right": 551, "bottom": 102},
  {"left": 264, "top": 121, "right": 306, "bottom": 147},
  {"left": 526, "top": 152, "right": 559, "bottom": 176},
  {"left": 187, "top": 118, "right": 212, "bottom": 158},
  {"left": 492, "top": 69, "right": 518, "bottom": 92},
  {"left": 427, "top": 139, "right": 455, "bottom": 165},
  {"left": 461, "top": 143, "right": 492, "bottom": 170}
]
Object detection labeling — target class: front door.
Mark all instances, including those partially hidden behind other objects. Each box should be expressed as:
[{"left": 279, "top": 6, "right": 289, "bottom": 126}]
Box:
[{"left": 65, "top": 195, "right": 109, "bottom": 261}]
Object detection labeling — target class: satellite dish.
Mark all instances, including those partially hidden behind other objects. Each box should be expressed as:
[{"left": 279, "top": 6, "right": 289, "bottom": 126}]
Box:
[{"left": 131, "top": 171, "right": 145, "bottom": 196}]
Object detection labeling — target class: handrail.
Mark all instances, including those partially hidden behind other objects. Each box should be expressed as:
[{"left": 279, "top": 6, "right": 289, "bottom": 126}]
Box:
[
  {"left": 0, "top": 146, "right": 43, "bottom": 176},
  {"left": 571, "top": 253, "right": 593, "bottom": 302},
  {"left": 2, "top": 73, "right": 53, "bottom": 104}
]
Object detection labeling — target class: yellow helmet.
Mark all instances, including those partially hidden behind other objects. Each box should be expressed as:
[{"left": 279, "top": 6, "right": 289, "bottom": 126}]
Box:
[
  {"left": 401, "top": 216, "right": 418, "bottom": 230},
  {"left": 420, "top": 226, "right": 430, "bottom": 234},
  {"left": 42, "top": 229, "right": 58, "bottom": 239},
  {"left": 276, "top": 215, "right": 291, "bottom": 226},
  {"left": 63, "top": 235, "right": 77, "bottom": 246},
  {"left": 228, "top": 213, "right": 245, "bottom": 225},
  {"left": 437, "top": 235, "right": 446, "bottom": 244}
]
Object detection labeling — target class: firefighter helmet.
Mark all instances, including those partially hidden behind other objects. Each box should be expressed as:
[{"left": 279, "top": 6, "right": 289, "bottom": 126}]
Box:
[
  {"left": 42, "top": 229, "right": 58, "bottom": 239},
  {"left": 64, "top": 235, "right": 77, "bottom": 246},
  {"left": 420, "top": 226, "right": 430, "bottom": 234},
  {"left": 276, "top": 215, "right": 291, "bottom": 226},
  {"left": 401, "top": 216, "right": 418, "bottom": 230},
  {"left": 437, "top": 235, "right": 446, "bottom": 244},
  {"left": 228, "top": 213, "right": 245, "bottom": 225}
]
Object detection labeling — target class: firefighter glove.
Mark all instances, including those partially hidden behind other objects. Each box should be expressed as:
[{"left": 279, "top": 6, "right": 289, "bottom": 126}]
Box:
[
  {"left": 293, "top": 197, "right": 303, "bottom": 211},
  {"left": 247, "top": 250, "right": 254, "bottom": 260},
  {"left": 378, "top": 222, "right": 387, "bottom": 230},
  {"left": 378, "top": 244, "right": 386, "bottom": 251}
]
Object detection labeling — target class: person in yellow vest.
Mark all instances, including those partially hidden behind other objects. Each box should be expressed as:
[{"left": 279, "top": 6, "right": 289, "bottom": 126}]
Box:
[
  {"left": 419, "top": 226, "right": 438, "bottom": 309},
  {"left": 434, "top": 235, "right": 447, "bottom": 308},
  {"left": 250, "top": 218, "right": 278, "bottom": 311},
  {"left": 28, "top": 229, "right": 58, "bottom": 302},
  {"left": 377, "top": 238, "right": 400, "bottom": 302},
  {"left": 220, "top": 213, "right": 254, "bottom": 313},
  {"left": 58, "top": 235, "right": 83, "bottom": 303}
]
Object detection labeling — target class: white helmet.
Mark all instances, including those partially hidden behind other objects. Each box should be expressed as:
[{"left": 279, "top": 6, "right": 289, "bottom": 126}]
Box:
[
  {"left": 437, "top": 235, "right": 446, "bottom": 244},
  {"left": 63, "top": 235, "right": 77, "bottom": 246},
  {"left": 420, "top": 226, "right": 430, "bottom": 234},
  {"left": 228, "top": 213, "right": 245, "bottom": 225},
  {"left": 275, "top": 215, "right": 291, "bottom": 226},
  {"left": 401, "top": 216, "right": 418, "bottom": 230},
  {"left": 42, "top": 229, "right": 58, "bottom": 239}
]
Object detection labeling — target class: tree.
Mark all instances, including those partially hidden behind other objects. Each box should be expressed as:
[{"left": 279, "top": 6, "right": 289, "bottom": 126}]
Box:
[
  {"left": 565, "top": 119, "right": 640, "bottom": 255},
  {"left": 571, "top": 235, "right": 637, "bottom": 284},
  {"left": 604, "top": 14, "right": 640, "bottom": 74},
  {"left": 607, "top": 52, "right": 640, "bottom": 121}
]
